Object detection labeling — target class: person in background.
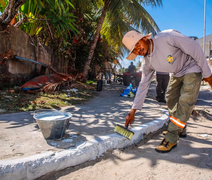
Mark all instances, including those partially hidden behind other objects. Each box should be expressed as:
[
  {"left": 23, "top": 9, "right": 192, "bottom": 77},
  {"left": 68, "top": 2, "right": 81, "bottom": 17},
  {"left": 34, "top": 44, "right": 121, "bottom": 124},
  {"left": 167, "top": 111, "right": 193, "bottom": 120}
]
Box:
[
  {"left": 128, "top": 62, "right": 137, "bottom": 86},
  {"left": 128, "top": 62, "right": 136, "bottom": 73},
  {"left": 122, "top": 29, "right": 212, "bottom": 153},
  {"left": 112, "top": 65, "right": 117, "bottom": 82},
  {"left": 155, "top": 72, "right": 170, "bottom": 103},
  {"left": 104, "top": 57, "right": 112, "bottom": 84}
]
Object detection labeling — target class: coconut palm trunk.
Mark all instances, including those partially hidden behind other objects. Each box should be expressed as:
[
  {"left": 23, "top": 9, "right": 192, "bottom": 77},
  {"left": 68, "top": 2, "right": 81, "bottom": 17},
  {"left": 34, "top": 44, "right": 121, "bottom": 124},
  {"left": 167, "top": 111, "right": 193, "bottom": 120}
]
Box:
[{"left": 83, "top": 0, "right": 110, "bottom": 78}]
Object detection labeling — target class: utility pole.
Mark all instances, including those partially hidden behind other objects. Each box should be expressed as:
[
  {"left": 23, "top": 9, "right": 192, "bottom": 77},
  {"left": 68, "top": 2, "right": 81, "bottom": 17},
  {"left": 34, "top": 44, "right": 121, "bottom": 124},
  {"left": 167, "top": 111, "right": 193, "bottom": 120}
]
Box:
[{"left": 203, "top": 0, "right": 207, "bottom": 55}]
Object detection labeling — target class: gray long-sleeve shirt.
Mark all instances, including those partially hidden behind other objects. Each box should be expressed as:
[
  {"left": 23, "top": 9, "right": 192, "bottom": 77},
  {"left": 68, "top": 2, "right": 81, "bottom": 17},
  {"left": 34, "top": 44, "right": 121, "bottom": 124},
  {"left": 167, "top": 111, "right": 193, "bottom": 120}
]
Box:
[{"left": 132, "top": 29, "right": 212, "bottom": 110}]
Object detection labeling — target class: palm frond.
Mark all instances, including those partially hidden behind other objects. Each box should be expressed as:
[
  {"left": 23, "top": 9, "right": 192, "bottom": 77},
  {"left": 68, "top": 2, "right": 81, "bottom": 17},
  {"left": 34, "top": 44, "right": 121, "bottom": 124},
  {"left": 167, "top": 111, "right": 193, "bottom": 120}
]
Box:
[{"left": 100, "top": 0, "right": 162, "bottom": 58}]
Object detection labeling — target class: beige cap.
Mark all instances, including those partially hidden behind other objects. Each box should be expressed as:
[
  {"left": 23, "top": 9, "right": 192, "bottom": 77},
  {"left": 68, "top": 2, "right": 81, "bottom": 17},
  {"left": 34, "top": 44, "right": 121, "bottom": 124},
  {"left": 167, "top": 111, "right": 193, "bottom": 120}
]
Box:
[{"left": 122, "top": 30, "right": 151, "bottom": 60}]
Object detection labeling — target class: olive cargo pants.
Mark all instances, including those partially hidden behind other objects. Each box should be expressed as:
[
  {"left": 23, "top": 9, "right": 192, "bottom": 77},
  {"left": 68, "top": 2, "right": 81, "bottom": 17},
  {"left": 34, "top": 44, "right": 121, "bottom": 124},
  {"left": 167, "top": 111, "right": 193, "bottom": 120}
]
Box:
[{"left": 165, "top": 73, "right": 202, "bottom": 143}]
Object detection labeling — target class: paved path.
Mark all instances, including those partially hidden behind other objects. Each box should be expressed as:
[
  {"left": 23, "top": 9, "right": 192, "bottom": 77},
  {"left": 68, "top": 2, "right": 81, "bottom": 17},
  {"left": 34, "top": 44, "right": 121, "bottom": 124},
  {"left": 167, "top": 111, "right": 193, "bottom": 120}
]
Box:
[
  {"left": 38, "top": 113, "right": 212, "bottom": 180},
  {"left": 0, "top": 82, "right": 211, "bottom": 180},
  {"left": 0, "top": 83, "right": 163, "bottom": 160},
  {"left": 37, "top": 83, "right": 212, "bottom": 180}
]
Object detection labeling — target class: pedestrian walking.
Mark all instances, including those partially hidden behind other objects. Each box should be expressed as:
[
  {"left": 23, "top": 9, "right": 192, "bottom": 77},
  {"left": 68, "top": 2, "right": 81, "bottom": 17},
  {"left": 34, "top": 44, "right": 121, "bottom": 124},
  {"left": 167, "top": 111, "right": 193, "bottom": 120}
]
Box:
[{"left": 122, "top": 29, "right": 212, "bottom": 153}]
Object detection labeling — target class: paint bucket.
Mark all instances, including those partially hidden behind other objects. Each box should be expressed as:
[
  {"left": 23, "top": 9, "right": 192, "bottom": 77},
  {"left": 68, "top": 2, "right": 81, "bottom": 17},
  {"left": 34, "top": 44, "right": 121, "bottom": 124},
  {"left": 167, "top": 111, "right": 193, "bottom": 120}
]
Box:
[{"left": 33, "top": 110, "right": 72, "bottom": 140}]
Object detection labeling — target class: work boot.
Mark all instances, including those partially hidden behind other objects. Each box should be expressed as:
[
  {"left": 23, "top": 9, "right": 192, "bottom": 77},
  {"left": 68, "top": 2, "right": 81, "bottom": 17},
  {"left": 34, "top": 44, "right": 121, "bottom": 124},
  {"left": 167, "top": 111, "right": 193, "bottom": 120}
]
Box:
[
  {"left": 163, "top": 131, "right": 187, "bottom": 138},
  {"left": 155, "top": 139, "right": 177, "bottom": 153}
]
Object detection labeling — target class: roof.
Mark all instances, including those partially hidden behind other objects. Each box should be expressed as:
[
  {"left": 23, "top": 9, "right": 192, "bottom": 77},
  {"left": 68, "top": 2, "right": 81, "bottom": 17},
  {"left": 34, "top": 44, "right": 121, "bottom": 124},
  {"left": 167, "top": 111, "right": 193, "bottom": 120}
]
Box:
[{"left": 196, "top": 34, "right": 212, "bottom": 44}]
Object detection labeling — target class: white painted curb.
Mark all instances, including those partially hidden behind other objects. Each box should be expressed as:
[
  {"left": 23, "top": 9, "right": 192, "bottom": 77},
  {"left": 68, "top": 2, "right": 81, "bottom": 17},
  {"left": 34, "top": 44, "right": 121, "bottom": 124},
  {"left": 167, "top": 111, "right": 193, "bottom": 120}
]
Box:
[{"left": 0, "top": 109, "right": 169, "bottom": 180}]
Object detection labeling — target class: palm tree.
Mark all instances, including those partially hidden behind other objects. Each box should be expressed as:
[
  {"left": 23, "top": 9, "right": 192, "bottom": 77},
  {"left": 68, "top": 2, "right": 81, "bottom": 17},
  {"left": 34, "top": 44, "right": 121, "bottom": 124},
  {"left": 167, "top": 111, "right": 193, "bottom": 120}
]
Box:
[
  {"left": 0, "top": 0, "right": 77, "bottom": 44},
  {"left": 19, "top": 0, "right": 78, "bottom": 45},
  {"left": 83, "top": 0, "right": 162, "bottom": 78}
]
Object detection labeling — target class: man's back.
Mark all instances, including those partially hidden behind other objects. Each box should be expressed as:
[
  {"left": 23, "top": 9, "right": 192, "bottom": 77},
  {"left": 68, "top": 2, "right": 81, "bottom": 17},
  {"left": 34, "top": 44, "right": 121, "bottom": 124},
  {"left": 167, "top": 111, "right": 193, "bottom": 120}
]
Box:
[
  {"left": 128, "top": 64, "right": 136, "bottom": 73},
  {"left": 104, "top": 61, "right": 112, "bottom": 71},
  {"left": 143, "top": 29, "right": 211, "bottom": 78}
]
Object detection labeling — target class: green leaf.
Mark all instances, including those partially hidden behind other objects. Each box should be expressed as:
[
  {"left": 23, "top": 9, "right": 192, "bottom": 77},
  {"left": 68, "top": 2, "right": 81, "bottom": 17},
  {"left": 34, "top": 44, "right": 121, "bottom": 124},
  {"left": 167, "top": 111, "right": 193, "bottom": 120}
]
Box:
[
  {"left": 60, "top": 3, "right": 66, "bottom": 15},
  {"left": 67, "top": 13, "right": 75, "bottom": 17},
  {"left": 38, "top": 0, "right": 45, "bottom": 8},
  {"left": 64, "top": 0, "right": 75, "bottom": 9},
  {"left": 52, "top": 18, "right": 57, "bottom": 24},
  {"left": 36, "top": 27, "right": 43, "bottom": 35},
  {"left": 37, "top": 0, "right": 42, "bottom": 11},
  {"left": 66, "top": 6, "right": 69, "bottom": 13},
  {"left": 0, "top": 0, "right": 6, "bottom": 8},
  {"left": 47, "top": 15, "right": 54, "bottom": 19}
]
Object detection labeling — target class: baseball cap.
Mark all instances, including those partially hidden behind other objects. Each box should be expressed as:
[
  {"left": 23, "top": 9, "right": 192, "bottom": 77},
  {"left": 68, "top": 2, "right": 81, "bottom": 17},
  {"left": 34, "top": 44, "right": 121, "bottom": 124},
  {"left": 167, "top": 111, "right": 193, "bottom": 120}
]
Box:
[{"left": 122, "top": 30, "right": 151, "bottom": 60}]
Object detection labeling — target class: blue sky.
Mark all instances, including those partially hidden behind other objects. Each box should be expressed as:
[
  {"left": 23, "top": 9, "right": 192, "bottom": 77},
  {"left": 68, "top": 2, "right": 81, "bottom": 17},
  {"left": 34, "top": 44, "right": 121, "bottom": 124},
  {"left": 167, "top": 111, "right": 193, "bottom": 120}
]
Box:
[{"left": 120, "top": 0, "right": 212, "bottom": 68}]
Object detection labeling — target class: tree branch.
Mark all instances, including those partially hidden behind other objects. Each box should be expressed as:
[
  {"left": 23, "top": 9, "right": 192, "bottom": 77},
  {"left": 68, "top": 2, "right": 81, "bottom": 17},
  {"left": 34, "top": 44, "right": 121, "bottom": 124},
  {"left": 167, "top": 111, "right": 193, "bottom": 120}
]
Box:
[
  {"left": 0, "top": 0, "right": 27, "bottom": 30},
  {"left": 14, "top": 17, "right": 27, "bottom": 28}
]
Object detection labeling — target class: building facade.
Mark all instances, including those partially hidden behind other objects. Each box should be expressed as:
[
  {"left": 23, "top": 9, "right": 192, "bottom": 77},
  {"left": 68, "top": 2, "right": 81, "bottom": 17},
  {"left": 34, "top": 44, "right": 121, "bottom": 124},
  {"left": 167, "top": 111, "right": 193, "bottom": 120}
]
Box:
[{"left": 196, "top": 34, "right": 212, "bottom": 59}]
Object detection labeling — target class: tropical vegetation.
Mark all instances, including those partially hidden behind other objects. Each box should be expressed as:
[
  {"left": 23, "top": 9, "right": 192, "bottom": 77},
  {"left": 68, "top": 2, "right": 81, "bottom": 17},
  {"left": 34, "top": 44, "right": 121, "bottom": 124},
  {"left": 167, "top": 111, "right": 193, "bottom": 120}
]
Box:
[{"left": 0, "top": 0, "right": 162, "bottom": 79}]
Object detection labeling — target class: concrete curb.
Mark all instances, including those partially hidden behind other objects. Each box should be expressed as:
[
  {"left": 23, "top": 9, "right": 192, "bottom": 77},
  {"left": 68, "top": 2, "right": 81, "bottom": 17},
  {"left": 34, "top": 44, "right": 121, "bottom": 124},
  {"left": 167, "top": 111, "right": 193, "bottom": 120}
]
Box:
[{"left": 0, "top": 109, "right": 169, "bottom": 180}]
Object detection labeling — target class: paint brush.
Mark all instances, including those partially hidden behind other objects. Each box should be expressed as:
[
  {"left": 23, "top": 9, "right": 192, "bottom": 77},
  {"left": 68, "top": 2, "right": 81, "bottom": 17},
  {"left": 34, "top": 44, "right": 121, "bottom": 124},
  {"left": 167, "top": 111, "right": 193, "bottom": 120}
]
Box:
[{"left": 114, "top": 123, "right": 134, "bottom": 140}]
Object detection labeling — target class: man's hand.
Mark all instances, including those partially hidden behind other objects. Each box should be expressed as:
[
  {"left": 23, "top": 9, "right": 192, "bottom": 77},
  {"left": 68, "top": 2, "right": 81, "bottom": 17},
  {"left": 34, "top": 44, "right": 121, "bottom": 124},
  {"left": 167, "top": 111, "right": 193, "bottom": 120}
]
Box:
[
  {"left": 125, "top": 109, "right": 136, "bottom": 127},
  {"left": 203, "top": 74, "right": 212, "bottom": 88}
]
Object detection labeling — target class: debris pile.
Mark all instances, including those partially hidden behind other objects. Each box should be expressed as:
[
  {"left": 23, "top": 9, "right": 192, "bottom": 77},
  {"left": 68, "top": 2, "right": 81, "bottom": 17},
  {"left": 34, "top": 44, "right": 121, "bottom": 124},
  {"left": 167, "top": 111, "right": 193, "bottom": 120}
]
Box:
[{"left": 21, "top": 66, "right": 87, "bottom": 93}]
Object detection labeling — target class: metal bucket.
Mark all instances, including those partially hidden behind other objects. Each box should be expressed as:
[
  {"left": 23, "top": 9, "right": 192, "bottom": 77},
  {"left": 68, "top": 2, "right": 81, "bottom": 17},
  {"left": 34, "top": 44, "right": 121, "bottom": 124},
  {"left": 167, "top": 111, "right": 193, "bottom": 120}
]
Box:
[{"left": 33, "top": 110, "right": 72, "bottom": 140}]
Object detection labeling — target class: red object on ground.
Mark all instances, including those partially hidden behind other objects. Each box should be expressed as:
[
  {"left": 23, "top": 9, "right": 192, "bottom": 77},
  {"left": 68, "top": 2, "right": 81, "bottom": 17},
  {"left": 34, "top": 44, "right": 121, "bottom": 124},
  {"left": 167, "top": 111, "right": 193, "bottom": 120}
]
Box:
[
  {"left": 123, "top": 72, "right": 132, "bottom": 76},
  {"left": 21, "top": 74, "right": 67, "bottom": 90}
]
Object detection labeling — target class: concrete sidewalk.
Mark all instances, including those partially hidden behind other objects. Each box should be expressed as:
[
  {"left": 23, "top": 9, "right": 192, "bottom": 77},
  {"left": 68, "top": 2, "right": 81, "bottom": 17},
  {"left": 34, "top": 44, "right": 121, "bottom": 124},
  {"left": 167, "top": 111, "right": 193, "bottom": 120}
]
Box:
[
  {"left": 37, "top": 109, "right": 212, "bottom": 180},
  {"left": 0, "top": 82, "right": 211, "bottom": 180}
]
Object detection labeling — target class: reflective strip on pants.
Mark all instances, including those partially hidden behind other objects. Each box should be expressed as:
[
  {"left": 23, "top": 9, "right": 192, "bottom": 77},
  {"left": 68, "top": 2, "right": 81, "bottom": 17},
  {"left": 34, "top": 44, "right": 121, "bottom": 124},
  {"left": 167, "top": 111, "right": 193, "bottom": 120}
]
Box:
[{"left": 170, "top": 116, "right": 186, "bottom": 129}]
